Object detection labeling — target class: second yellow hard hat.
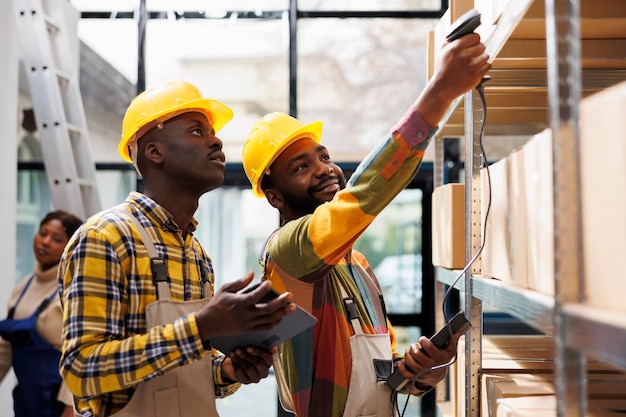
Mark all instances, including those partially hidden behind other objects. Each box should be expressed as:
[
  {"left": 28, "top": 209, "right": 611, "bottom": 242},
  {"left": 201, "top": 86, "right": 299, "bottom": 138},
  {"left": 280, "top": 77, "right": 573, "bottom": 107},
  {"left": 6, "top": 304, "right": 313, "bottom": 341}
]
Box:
[{"left": 242, "top": 112, "right": 322, "bottom": 197}]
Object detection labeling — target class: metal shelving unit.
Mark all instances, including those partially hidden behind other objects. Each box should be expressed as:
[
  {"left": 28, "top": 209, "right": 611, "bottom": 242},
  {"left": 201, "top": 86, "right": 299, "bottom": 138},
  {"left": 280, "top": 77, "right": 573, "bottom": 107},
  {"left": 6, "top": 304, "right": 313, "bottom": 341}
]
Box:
[
  {"left": 432, "top": 1, "right": 626, "bottom": 416},
  {"left": 436, "top": 269, "right": 554, "bottom": 335},
  {"left": 563, "top": 304, "right": 626, "bottom": 369}
]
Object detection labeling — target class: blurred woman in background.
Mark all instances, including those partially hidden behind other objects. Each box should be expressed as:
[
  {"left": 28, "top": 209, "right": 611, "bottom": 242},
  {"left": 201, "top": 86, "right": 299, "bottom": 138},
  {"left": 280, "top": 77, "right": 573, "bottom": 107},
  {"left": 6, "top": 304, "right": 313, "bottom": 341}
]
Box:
[{"left": 0, "top": 210, "right": 82, "bottom": 417}]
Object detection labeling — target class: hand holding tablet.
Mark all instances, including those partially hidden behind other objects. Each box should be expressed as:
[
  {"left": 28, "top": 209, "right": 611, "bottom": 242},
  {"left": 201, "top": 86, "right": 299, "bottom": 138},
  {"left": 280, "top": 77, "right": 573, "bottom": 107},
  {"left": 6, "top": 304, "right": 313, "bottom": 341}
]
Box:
[{"left": 211, "top": 283, "right": 318, "bottom": 355}]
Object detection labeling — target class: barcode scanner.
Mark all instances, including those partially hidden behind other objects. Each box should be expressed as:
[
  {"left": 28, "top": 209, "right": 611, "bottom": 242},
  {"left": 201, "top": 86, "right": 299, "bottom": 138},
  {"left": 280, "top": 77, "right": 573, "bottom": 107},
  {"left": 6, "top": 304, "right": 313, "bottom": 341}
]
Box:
[
  {"left": 446, "top": 9, "right": 482, "bottom": 42},
  {"left": 446, "top": 9, "right": 492, "bottom": 88}
]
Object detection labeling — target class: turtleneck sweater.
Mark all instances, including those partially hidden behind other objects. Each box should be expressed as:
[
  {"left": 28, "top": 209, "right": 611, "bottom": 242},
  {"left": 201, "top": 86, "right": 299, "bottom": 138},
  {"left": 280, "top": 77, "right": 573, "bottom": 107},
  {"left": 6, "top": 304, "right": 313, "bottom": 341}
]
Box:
[{"left": 0, "top": 262, "right": 73, "bottom": 406}]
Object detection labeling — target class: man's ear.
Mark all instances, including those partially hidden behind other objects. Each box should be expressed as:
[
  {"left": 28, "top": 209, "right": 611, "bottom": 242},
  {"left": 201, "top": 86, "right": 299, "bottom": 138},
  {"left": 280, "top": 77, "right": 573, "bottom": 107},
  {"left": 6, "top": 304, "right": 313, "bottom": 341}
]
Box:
[
  {"left": 144, "top": 141, "right": 164, "bottom": 165},
  {"left": 265, "top": 189, "right": 284, "bottom": 210}
]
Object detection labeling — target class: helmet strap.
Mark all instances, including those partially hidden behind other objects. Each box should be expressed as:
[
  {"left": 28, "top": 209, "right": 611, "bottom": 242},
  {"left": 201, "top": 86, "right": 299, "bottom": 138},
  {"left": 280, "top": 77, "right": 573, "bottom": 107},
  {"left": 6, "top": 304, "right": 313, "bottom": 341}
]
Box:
[
  {"left": 127, "top": 118, "right": 163, "bottom": 178},
  {"left": 129, "top": 140, "right": 143, "bottom": 177}
]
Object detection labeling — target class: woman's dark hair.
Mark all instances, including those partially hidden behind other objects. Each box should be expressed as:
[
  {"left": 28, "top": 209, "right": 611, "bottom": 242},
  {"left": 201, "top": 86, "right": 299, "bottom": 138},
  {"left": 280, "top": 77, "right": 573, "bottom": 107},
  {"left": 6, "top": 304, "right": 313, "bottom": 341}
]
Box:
[{"left": 40, "top": 210, "right": 83, "bottom": 239}]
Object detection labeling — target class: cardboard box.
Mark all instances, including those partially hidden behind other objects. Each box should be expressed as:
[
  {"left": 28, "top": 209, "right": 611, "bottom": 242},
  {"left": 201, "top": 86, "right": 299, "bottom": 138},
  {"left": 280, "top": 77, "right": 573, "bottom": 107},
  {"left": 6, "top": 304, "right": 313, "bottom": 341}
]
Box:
[
  {"left": 482, "top": 372, "right": 626, "bottom": 417},
  {"left": 492, "top": 395, "right": 556, "bottom": 417},
  {"left": 450, "top": 0, "right": 475, "bottom": 22},
  {"left": 449, "top": 358, "right": 459, "bottom": 416},
  {"left": 432, "top": 183, "right": 466, "bottom": 269},
  {"left": 438, "top": 400, "right": 454, "bottom": 417},
  {"left": 456, "top": 335, "right": 622, "bottom": 415},
  {"left": 521, "top": 129, "right": 554, "bottom": 296},
  {"left": 493, "top": 39, "right": 626, "bottom": 69},
  {"left": 427, "top": 30, "right": 435, "bottom": 80},
  {"left": 511, "top": 0, "right": 626, "bottom": 38},
  {"left": 456, "top": 337, "right": 557, "bottom": 417},
  {"left": 497, "top": 396, "right": 626, "bottom": 417},
  {"left": 483, "top": 348, "right": 620, "bottom": 373},
  {"left": 534, "top": 0, "right": 626, "bottom": 19},
  {"left": 481, "top": 157, "right": 513, "bottom": 283},
  {"left": 481, "top": 374, "right": 554, "bottom": 417},
  {"left": 508, "top": 148, "right": 528, "bottom": 288},
  {"left": 580, "top": 80, "right": 626, "bottom": 313},
  {"left": 588, "top": 374, "right": 626, "bottom": 398}
]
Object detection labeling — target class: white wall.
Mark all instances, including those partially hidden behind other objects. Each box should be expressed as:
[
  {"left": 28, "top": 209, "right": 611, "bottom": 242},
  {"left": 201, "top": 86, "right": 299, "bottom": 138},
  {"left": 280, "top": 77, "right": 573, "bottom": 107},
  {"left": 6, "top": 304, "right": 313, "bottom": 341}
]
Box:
[{"left": 0, "top": 0, "right": 20, "bottom": 409}]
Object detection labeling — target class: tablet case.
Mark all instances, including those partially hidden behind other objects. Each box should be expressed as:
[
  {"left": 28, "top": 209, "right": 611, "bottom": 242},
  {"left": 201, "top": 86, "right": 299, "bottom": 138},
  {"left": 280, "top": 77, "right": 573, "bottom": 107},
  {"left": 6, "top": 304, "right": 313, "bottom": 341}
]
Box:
[{"left": 210, "top": 285, "right": 318, "bottom": 355}]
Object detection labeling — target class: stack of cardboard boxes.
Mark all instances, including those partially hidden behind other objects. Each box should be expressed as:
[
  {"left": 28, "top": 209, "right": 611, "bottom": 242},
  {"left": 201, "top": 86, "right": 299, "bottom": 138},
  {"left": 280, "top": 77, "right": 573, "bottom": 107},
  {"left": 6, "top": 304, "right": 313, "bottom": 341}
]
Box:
[
  {"left": 429, "top": 0, "right": 626, "bottom": 413},
  {"left": 451, "top": 336, "right": 626, "bottom": 417},
  {"left": 431, "top": 77, "right": 626, "bottom": 417},
  {"left": 433, "top": 80, "right": 626, "bottom": 303},
  {"left": 480, "top": 80, "right": 626, "bottom": 304}
]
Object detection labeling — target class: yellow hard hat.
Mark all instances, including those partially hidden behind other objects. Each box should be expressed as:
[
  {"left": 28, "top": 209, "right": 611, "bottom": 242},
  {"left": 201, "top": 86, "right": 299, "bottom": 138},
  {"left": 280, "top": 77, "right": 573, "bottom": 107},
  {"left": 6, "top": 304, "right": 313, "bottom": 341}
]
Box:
[
  {"left": 242, "top": 112, "right": 322, "bottom": 197},
  {"left": 118, "top": 79, "right": 233, "bottom": 163}
]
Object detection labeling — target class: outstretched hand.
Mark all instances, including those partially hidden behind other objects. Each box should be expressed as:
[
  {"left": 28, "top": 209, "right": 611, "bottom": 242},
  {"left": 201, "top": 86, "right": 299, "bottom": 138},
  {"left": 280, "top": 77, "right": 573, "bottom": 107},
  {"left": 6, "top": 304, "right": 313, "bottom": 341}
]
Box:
[
  {"left": 435, "top": 33, "right": 491, "bottom": 102},
  {"left": 195, "top": 272, "right": 295, "bottom": 341},
  {"left": 414, "top": 33, "right": 491, "bottom": 128}
]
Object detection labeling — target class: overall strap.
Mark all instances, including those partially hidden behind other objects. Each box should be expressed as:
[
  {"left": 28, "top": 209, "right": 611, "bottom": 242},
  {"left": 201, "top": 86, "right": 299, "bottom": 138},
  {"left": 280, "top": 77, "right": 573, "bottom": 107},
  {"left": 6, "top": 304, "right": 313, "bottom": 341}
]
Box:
[
  {"left": 121, "top": 206, "right": 172, "bottom": 301},
  {"left": 258, "top": 228, "right": 297, "bottom": 415},
  {"left": 34, "top": 287, "right": 62, "bottom": 316},
  {"left": 339, "top": 278, "right": 364, "bottom": 335},
  {"left": 8, "top": 273, "right": 37, "bottom": 318},
  {"left": 257, "top": 228, "right": 281, "bottom": 282},
  {"left": 349, "top": 255, "right": 390, "bottom": 331}
]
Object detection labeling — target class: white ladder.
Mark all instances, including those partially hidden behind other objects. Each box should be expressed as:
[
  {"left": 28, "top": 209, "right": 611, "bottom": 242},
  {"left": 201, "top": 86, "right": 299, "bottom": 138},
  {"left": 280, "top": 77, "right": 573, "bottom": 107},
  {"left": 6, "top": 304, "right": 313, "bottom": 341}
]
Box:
[{"left": 11, "top": 0, "right": 101, "bottom": 220}]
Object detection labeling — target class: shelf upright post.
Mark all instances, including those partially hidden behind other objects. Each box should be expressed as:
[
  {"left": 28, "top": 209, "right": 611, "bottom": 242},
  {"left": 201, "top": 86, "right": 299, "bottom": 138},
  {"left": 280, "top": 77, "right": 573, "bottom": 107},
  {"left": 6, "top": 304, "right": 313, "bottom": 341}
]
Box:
[
  {"left": 463, "top": 89, "right": 484, "bottom": 417},
  {"left": 434, "top": 136, "right": 444, "bottom": 188},
  {"left": 433, "top": 134, "right": 449, "bottom": 403},
  {"left": 545, "top": 0, "right": 586, "bottom": 416}
]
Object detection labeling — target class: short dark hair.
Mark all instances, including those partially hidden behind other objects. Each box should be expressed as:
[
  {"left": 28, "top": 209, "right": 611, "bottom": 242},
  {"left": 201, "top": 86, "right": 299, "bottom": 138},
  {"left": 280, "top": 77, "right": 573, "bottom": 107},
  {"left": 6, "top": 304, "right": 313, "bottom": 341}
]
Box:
[{"left": 40, "top": 210, "right": 83, "bottom": 239}]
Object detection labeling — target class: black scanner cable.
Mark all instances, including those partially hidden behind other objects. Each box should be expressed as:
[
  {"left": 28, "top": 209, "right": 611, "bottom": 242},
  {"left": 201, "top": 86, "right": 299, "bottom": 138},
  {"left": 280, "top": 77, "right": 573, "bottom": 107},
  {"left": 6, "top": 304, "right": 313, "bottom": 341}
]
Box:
[{"left": 393, "top": 75, "right": 493, "bottom": 417}]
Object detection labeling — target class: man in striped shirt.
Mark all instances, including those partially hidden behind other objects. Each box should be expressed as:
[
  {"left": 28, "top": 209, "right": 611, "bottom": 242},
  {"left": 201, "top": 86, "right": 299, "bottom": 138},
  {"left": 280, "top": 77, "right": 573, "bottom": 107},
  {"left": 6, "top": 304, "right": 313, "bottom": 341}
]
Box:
[
  {"left": 58, "top": 79, "right": 295, "bottom": 417},
  {"left": 241, "top": 33, "right": 490, "bottom": 417}
]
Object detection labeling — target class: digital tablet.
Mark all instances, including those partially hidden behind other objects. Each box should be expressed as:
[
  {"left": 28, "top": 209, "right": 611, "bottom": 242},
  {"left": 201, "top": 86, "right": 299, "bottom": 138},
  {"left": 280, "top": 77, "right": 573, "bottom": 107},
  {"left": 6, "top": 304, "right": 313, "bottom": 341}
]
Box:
[{"left": 210, "top": 283, "right": 318, "bottom": 355}]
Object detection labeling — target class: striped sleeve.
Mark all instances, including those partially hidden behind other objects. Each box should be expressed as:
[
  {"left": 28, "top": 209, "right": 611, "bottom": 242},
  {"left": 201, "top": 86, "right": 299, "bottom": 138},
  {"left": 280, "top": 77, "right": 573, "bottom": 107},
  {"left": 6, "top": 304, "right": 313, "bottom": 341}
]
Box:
[{"left": 272, "top": 108, "right": 435, "bottom": 278}]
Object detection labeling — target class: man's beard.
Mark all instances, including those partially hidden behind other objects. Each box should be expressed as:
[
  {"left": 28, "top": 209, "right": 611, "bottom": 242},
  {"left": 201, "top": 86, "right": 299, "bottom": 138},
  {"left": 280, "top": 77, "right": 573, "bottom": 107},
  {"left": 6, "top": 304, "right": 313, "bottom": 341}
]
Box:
[{"left": 281, "top": 175, "right": 347, "bottom": 216}]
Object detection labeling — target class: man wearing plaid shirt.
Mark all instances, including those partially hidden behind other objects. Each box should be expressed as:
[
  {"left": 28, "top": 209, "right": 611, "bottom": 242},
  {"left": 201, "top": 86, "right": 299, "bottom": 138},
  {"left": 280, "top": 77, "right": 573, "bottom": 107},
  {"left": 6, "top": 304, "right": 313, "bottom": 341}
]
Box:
[{"left": 58, "top": 79, "right": 295, "bottom": 417}]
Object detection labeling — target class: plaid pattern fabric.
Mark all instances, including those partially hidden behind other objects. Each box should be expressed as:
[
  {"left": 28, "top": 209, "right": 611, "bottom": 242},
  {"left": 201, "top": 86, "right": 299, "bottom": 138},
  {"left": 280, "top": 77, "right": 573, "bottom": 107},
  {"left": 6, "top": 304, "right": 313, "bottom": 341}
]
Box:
[
  {"left": 58, "top": 192, "right": 239, "bottom": 417},
  {"left": 264, "top": 108, "right": 434, "bottom": 417}
]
